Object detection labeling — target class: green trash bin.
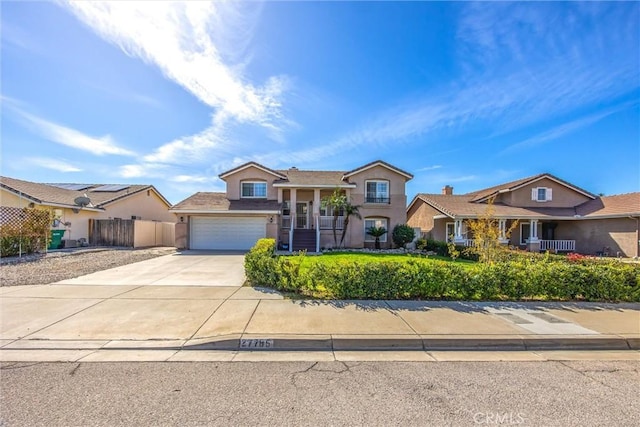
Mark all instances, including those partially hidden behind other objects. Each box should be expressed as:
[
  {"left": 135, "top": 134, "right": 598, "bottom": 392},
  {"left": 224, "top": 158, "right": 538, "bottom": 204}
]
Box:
[{"left": 49, "top": 229, "right": 65, "bottom": 250}]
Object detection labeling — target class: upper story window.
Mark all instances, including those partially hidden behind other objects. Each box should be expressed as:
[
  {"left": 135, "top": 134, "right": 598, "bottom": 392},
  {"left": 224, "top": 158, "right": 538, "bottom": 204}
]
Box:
[
  {"left": 365, "top": 180, "right": 390, "bottom": 204},
  {"left": 241, "top": 181, "right": 267, "bottom": 198},
  {"left": 532, "top": 187, "right": 552, "bottom": 202}
]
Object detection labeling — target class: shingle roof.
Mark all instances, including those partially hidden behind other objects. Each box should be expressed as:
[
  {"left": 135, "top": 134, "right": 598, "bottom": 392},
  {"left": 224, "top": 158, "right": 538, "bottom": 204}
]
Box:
[
  {"left": 0, "top": 176, "right": 169, "bottom": 209},
  {"left": 414, "top": 191, "right": 640, "bottom": 219},
  {"left": 470, "top": 173, "right": 596, "bottom": 202},
  {"left": 576, "top": 192, "right": 640, "bottom": 217},
  {"left": 343, "top": 160, "right": 414, "bottom": 180},
  {"left": 171, "top": 192, "right": 281, "bottom": 212},
  {"left": 274, "top": 169, "right": 349, "bottom": 186}
]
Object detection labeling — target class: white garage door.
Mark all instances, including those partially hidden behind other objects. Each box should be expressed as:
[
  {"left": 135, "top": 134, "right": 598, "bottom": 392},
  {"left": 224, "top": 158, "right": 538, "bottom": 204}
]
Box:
[{"left": 190, "top": 216, "right": 266, "bottom": 250}]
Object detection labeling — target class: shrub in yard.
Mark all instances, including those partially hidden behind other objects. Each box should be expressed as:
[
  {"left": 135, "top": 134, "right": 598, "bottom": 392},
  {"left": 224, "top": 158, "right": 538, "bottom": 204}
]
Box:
[
  {"left": 0, "top": 208, "right": 52, "bottom": 257},
  {"left": 391, "top": 224, "right": 415, "bottom": 248},
  {"left": 245, "top": 240, "right": 640, "bottom": 301}
]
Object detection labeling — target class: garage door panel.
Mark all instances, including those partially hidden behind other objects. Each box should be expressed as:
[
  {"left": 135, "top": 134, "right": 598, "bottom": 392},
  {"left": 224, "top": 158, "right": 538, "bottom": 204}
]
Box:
[{"left": 191, "top": 217, "right": 266, "bottom": 250}]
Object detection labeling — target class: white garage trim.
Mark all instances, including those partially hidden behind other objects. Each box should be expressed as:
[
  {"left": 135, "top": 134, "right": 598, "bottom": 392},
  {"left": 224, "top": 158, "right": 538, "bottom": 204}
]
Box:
[{"left": 190, "top": 216, "right": 266, "bottom": 250}]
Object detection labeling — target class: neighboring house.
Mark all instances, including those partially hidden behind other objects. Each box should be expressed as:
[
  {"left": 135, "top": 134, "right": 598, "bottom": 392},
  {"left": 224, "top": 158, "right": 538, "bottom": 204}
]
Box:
[
  {"left": 171, "top": 160, "right": 413, "bottom": 251},
  {"left": 407, "top": 173, "right": 640, "bottom": 257},
  {"left": 0, "top": 176, "right": 175, "bottom": 245}
]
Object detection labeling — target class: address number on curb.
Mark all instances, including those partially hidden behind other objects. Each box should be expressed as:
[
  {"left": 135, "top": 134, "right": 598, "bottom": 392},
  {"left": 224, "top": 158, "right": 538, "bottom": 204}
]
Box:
[{"left": 240, "top": 339, "right": 274, "bottom": 349}]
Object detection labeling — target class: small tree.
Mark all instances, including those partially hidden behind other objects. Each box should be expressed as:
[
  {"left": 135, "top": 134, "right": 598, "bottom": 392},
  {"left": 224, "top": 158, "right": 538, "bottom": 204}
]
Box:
[
  {"left": 392, "top": 224, "right": 415, "bottom": 249},
  {"left": 366, "top": 226, "right": 387, "bottom": 250},
  {"left": 340, "top": 202, "right": 361, "bottom": 247},
  {"left": 464, "top": 197, "right": 518, "bottom": 263},
  {"left": 321, "top": 188, "right": 347, "bottom": 248}
]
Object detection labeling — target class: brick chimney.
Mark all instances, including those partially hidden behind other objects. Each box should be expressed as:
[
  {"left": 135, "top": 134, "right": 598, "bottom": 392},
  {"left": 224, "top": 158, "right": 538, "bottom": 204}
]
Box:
[{"left": 442, "top": 185, "right": 453, "bottom": 195}]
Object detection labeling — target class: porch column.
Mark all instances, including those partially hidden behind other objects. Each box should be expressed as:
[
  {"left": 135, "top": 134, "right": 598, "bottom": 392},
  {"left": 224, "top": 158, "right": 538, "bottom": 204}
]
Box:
[
  {"left": 529, "top": 219, "right": 539, "bottom": 242},
  {"left": 345, "top": 188, "right": 351, "bottom": 201},
  {"left": 527, "top": 219, "right": 540, "bottom": 252},
  {"left": 498, "top": 219, "right": 508, "bottom": 243},
  {"left": 454, "top": 219, "right": 464, "bottom": 243},
  {"left": 313, "top": 189, "right": 321, "bottom": 216},
  {"left": 290, "top": 189, "right": 297, "bottom": 222},
  {"left": 277, "top": 188, "right": 283, "bottom": 204}
]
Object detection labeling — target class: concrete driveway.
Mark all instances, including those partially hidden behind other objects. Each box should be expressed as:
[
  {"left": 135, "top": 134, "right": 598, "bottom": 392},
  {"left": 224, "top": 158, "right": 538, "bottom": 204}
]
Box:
[{"left": 55, "top": 250, "right": 247, "bottom": 287}]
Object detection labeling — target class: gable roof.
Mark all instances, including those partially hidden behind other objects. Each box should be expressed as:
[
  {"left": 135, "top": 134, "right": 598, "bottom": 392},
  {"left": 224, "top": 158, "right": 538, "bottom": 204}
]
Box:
[
  {"left": 576, "top": 192, "right": 640, "bottom": 218},
  {"left": 411, "top": 191, "right": 640, "bottom": 220},
  {"left": 218, "top": 162, "right": 287, "bottom": 180},
  {"left": 170, "top": 192, "right": 280, "bottom": 213},
  {"left": 343, "top": 160, "right": 414, "bottom": 180},
  {"left": 273, "top": 169, "right": 355, "bottom": 188},
  {"left": 0, "top": 176, "right": 171, "bottom": 210},
  {"left": 471, "top": 173, "right": 596, "bottom": 202}
]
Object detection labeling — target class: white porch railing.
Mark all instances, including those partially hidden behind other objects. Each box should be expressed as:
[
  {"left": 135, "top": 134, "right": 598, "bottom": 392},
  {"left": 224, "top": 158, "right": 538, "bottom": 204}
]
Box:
[
  {"left": 319, "top": 216, "right": 345, "bottom": 230},
  {"left": 452, "top": 239, "right": 474, "bottom": 247},
  {"left": 540, "top": 240, "right": 575, "bottom": 252}
]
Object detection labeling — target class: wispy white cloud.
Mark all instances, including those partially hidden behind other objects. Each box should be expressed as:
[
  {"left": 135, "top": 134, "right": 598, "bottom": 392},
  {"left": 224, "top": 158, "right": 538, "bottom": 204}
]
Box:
[
  {"left": 171, "top": 174, "right": 219, "bottom": 184},
  {"left": 63, "top": 1, "right": 288, "bottom": 129},
  {"left": 416, "top": 165, "right": 442, "bottom": 172},
  {"left": 118, "top": 163, "right": 168, "bottom": 179},
  {"left": 6, "top": 104, "right": 135, "bottom": 156},
  {"left": 25, "top": 157, "right": 82, "bottom": 172},
  {"left": 501, "top": 105, "right": 632, "bottom": 154}
]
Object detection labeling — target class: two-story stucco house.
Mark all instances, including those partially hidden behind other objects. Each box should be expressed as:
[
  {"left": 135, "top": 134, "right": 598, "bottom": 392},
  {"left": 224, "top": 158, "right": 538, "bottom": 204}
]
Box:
[
  {"left": 407, "top": 173, "right": 640, "bottom": 257},
  {"left": 171, "top": 160, "right": 413, "bottom": 251}
]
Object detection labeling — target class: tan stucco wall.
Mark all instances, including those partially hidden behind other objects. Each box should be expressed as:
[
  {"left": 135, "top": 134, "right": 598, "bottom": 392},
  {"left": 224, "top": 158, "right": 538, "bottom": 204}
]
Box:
[
  {"left": 1, "top": 188, "right": 174, "bottom": 243},
  {"left": 347, "top": 165, "right": 408, "bottom": 248},
  {"left": 503, "top": 177, "right": 592, "bottom": 208},
  {"left": 407, "top": 200, "right": 441, "bottom": 236},
  {"left": 175, "top": 222, "right": 188, "bottom": 249},
  {"left": 99, "top": 190, "right": 175, "bottom": 223},
  {"left": 223, "top": 166, "right": 279, "bottom": 200},
  {"left": 557, "top": 218, "right": 639, "bottom": 257}
]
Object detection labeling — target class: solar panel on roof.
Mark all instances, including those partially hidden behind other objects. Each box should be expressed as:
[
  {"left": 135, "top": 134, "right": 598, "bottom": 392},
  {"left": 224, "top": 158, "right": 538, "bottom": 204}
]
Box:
[
  {"left": 49, "top": 183, "right": 93, "bottom": 191},
  {"left": 92, "top": 184, "right": 130, "bottom": 192}
]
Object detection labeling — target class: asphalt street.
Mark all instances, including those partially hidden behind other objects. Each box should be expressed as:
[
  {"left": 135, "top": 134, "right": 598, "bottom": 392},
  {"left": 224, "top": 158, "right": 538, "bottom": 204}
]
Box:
[{"left": 1, "top": 360, "right": 638, "bottom": 426}]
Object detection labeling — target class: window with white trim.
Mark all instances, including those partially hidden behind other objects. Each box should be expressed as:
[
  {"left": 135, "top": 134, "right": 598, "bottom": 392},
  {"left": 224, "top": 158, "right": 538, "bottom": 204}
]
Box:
[
  {"left": 531, "top": 187, "right": 552, "bottom": 202},
  {"left": 365, "top": 180, "right": 390, "bottom": 204},
  {"left": 320, "top": 205, "right": 344, "bottom": 216},
  {"left": 365, "top": 218, "right": 388, "bottom": 242},
  {"left": 241, "top": 181, "right": 267, "bottom": 198}
]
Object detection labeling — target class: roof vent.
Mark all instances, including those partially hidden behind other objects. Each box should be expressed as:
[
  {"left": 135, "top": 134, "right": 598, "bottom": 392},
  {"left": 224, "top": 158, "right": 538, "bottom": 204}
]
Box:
[{"left": 289, "top": 167, "right": 298, "bottom": 170}]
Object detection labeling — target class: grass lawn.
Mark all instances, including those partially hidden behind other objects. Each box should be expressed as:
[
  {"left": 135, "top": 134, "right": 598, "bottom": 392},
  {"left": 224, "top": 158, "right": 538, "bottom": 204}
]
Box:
[{"left": 292, "top": 251, "right": 476, "bottom": 272}]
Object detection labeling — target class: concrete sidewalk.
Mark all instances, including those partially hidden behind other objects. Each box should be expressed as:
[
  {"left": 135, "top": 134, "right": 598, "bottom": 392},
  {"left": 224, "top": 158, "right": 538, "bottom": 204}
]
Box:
[{"left": 1, "top": 282, "right": 639, "bottom": 362}]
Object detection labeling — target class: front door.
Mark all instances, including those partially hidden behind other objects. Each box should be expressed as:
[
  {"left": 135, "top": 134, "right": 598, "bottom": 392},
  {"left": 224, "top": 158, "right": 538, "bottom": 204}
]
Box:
[
  {"left": 542, "top": 223, "right": 556, "bottom": 240},
  {"left": 296, "top": 202, "right": 308, "bottom": 229}
]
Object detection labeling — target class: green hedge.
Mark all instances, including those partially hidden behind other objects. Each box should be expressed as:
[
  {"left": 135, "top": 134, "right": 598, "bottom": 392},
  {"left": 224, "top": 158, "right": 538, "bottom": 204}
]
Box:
[{"left": 244, "top": 239, "right": 640, "bottom": 301}]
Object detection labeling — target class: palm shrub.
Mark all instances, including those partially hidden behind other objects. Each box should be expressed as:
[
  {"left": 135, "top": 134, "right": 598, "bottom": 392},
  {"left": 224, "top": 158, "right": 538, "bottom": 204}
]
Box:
[{"left": 366, "top": 226, "right": 387, "bottom": 249}]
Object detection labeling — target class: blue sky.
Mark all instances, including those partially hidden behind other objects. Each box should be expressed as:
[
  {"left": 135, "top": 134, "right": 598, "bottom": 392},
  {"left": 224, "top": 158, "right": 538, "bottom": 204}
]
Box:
[{"left": 1, "top": 1, "right": 638, "bottom": 204}]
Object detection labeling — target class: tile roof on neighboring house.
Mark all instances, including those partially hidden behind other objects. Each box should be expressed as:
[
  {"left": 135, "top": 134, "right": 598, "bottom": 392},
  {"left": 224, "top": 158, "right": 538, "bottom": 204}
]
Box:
[
  {"left": 576, "top": 192, "right": 640, "bottom": 218},
  {"left": 171, "top": 192, "right": 281, "bottom": 212},
  {"left": 413, "top": 194, "right": 578, "bottom": 219},
  {"left": 0, "top": 176, "right": 170, "bottom": 210},
  {"left": 412, "top": 177, "right": 637, "bottom": 220},
  {"left": 470, "top": 173, "right": 596, "bottom": 202}
]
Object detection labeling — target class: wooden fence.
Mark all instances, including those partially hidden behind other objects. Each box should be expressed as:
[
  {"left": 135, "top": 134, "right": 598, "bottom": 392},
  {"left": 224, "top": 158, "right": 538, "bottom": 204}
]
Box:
[
  {"left": 89, "top": 219, "right": 175, "bottom": 247},
  {"left": 89, "top": 218, "right": 134, "bottom": 247}
]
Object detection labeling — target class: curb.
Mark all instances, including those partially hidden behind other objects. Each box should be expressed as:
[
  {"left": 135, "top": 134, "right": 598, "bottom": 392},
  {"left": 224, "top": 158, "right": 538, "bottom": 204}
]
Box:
[{"left": 5, "top": 335, "right": 634, "bottom": 353}]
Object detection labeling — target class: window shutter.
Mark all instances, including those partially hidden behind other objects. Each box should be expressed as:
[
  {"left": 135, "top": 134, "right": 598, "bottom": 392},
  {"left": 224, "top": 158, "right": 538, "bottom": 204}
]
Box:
[
  {"left": 531, "top": 188, "right": 537, "bottom": 201},
  {"left": 546, "top": 188, "right": 552, "bottom": 201}
]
